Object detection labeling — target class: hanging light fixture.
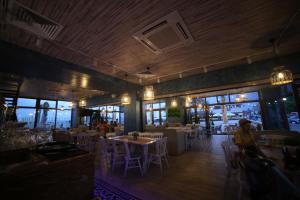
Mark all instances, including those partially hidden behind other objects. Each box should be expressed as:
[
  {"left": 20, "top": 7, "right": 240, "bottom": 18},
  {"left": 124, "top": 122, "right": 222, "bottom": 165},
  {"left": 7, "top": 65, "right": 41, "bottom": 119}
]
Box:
[
  {"left": 144, "top": 85, "right": 155, "bottom": 100},
  {"left": 171, "top": 99, "right": 177, "bottom": 107},
  {"left": 186, "top": 96, "right": 192, "bottom": 103},
  {"left": 79, "top": 99, "right": 86, "bottom": 107},
  {"left": 269, "top": 38, "right": 293, "bottom": 85},
  {"left": 121, "top": 74, "right": 131, "bottom": 105},
  {"left": 121, "top": 93, "right": 131, "bottom": 105},
  {"left": 270, "top": 66, "right": 293, "bottom": 85},
  {"left": 185, "top": 101, "right": 190, "bottom": 107},
  {"left": 185, "top": 96, "right": 192, "bottom": 107}
]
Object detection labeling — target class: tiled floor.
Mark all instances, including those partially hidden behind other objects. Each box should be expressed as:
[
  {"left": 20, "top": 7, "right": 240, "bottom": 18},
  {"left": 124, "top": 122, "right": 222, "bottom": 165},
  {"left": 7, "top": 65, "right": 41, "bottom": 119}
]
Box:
[{"left": 94, "top": 135, "right": 239, "bottom": 200}]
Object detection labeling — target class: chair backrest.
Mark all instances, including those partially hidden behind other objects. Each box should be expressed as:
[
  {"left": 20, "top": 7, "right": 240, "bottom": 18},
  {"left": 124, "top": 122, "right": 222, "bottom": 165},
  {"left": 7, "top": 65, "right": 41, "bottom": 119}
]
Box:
[
  {"left": 106, "top": 132, "right": 116, "bottom": 138},
  {"left": 155, "top": 137, "right": 168, "bottom": 156},
  {"left": 161, "top": 137, "right": 168, "bottom": 155},
  {"left": 96, "top": 139, "right": 109, "bottom": 155},
  {"left": 76, "top": 134, "right": 90, "bottom": 145},
  {"left": 221, "top": 141, "right": 233, "bottom": 170},
  {"left": 152, "top": 132, "right": 164, "bottom": 139},
  {"left": 112, "top": 139, "right": 120, "bottom": 155},
  {"left": 123, "top": 141, "right": 131, "bottom": 158},
  {"left": 127, "top": 132, "right": 135, "bottom": 136}
]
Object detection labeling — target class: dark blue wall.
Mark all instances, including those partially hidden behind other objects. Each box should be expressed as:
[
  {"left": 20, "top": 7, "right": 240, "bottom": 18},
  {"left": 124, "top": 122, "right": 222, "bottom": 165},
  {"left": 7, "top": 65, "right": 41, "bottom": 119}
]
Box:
[{"left": 153, "top": 52, "right": 300, "bottom": 96}]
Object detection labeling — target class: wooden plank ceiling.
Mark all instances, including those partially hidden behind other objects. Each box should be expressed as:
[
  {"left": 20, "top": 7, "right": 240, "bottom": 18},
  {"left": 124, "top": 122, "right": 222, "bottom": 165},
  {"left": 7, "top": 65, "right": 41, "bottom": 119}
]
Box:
[{"left": 1, "top": 0, "right": 300, "bottom": 85}]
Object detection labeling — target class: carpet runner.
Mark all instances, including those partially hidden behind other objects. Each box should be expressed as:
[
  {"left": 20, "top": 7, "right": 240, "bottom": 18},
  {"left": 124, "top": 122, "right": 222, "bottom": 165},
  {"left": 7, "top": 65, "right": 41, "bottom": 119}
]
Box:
[{"left": 94, "top": 179, "right": 141, "bottom": 200}]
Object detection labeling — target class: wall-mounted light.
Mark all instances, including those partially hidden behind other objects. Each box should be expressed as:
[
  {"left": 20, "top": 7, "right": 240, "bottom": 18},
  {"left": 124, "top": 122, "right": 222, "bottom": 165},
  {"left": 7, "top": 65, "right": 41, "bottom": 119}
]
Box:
[
  {"left": 60, "top": 105, "right": 65, "bottom": 111},
  {"left": 282, "top": 97, "right": 287, "bottom": 101},
  {"left": 144, "top": 85, "right": 155, "bottom": 100}
]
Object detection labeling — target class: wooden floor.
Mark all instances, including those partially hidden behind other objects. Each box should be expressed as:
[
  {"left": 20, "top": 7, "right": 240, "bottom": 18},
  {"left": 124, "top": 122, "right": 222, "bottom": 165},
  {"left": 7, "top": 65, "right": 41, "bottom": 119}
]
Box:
[{"left": 95, "top": 135, "right": 238, "bottom": 200}]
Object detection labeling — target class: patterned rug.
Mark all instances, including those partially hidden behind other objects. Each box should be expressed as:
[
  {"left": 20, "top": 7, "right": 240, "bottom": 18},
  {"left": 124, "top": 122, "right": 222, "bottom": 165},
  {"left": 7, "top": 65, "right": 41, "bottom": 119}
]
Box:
[{"left": 94, "top": 179, "right": 141, "bottom": 200}]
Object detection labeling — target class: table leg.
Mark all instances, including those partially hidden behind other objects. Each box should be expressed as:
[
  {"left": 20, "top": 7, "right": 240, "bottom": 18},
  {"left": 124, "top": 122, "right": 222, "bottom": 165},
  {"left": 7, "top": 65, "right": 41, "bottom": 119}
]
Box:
[{"left": 143, "top": 145, "right": 149, "bottom": 173}]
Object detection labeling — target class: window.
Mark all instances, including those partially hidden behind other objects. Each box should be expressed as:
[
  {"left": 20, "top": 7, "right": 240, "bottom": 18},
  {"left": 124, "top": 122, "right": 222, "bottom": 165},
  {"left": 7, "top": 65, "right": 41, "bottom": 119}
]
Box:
[
  {"left": 145, "top": 101, "right": 166, "bottom": 125},
  {"left": 15, "top": 98, "right": 73, "bottom": 129},
  {"left": 17, "top": 98, "right": 36, "bottom": 107},
  {"left": 4, "top": 97, "right": 14, "bottom": 107},
  {"left": 56, "top": 109, "right": 72, "bottom": 128},
  {"left": 57, "top": 101, "right": 72, "bottom": 109},
  {"left": 88, "top": 105, "right": 124, "bottom": 125},
  {"left": 185, "top": 91, "right": 262, "bottom": 133},
  {"left": 40, "top": 99, "right": 56, "bottom": 108},
  {"left": 283, "top": 96, "right": 300, "bottom": 132},
  {"left": 56, "top": 101, "right": 72, "bottom": 129},
  {"left": 230, "top": 92, "right": 259, "bottom": 103},
  {"left": 16, "top": 108, "right": 36, "bottom": 128},
  {"left": 205, "top": 96, "right": 217, "bottom": 104},
  {"left": 217, "top": 95, "right": 229, "bottom": 103},
  {"left": 37, "top": 109, "right": 56, "bottom": 129}
]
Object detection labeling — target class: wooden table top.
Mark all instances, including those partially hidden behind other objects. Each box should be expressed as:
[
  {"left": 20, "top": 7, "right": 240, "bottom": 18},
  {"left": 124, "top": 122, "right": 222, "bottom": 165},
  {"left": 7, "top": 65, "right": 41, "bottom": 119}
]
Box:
[
  {"left": 259, "top": 146, "right": 284, "bottom": 167},
  {"left": 110, "top": 135, "right": 156, "bottom": 145}
]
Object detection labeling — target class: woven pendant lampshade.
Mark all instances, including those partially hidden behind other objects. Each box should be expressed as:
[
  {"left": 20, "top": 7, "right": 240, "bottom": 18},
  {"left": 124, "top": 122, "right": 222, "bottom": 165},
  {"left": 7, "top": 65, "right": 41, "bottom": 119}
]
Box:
[
  {"left": 144, "top": 85, "right": 155, "bottom": 100},
  {"left": 270, "top": 66, "right": 293, "bottom": 85},
  {"left": 121, "top": 93, "right": 131, "bottom": 105}
]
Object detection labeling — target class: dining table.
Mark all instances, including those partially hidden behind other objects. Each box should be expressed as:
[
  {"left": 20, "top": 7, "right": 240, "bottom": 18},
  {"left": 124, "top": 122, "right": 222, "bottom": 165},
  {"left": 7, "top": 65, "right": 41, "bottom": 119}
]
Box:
[{"left": 109, "top": 135, "right": 157, "bottom": 173}]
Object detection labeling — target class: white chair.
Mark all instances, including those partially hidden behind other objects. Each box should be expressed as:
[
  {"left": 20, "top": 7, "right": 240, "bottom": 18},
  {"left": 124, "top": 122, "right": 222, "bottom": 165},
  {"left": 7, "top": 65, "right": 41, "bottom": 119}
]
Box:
[
  {"left": 185, "top": 130, "right": 197, "bottom": 150},
  {"left": 106, "top": 132, "right": 116, "bottom": 138},
  {"left": 151, "top": 132, "right": 164, "bottom": 139},
  {"left": 127, "top": 131, "right": 136, "bottom": 136},
  {"left": 95, "top": 139, "right": 111, "bottom": 174},
  {"left": 75, "top": 134, "right": 92, "bottom": 152},
  {"left": 123, "top": 141, "right": 143, "bottom": 177},
  {"left": 221, "top": 140, "right": 244, "bottom": 200},
  {"left": 148, "top": 137, "right": 169, "bottom": 175},
  {"left": 111, "top": 140, "right": 125, "bottom": 172}
]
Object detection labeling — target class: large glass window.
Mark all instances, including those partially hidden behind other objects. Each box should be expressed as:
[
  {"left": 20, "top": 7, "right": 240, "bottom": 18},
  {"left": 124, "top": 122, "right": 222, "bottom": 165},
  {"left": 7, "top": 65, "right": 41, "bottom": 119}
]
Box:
[
  {"left": 14, "top": 98, "right": 73, "bottom": 129},
  {"left": 40, "top": 99, "right": 56, "bottom": 108},
  {"left": 56, "top": 109, "right": 72, "bottom": 128},
  {"left": 185, "top": 91, "right": 262, "bottom": 133},
  {"left": 284, "top": 96, "right": 300, "bottom": 132},
  {"left": 87, "top": 105, "right": 124, "bottom": 125},
  {"left": 37, "top": 109, "right": 56, "bottom": 129},
  {"left": 16, "top": 108, "right": 36, "bottom": 128},
  {"left": 17, "top": 98, "right": 36, "bottom": 107},
  {"left": 145, "top": 101, "right": 166, "bottom": 125}
]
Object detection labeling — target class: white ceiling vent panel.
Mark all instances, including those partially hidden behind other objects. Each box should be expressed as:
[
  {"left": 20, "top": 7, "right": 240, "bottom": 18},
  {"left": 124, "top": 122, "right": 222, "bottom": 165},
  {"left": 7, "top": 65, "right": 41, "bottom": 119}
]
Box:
[
  {"left": 133, "top": 11, "right": 194, "bottom": 54},
  {"left": 3, "top": 0, "right": 63, "bottom": 40}
]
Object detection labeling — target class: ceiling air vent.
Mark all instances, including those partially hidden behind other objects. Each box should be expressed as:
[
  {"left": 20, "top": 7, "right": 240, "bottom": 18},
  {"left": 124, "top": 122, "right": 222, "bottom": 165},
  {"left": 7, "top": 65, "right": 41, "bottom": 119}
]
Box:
[
  {"left": 4, "top": 0, "right": 63, "bottom": 40},
  {"left": 133, "top": 11, "right": 194, "bottom": 54}
]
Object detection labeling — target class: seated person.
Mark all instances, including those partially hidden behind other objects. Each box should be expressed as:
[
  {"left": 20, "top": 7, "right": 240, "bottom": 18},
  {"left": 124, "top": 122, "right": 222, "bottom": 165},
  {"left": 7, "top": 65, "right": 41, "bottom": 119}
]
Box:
[{"left": 234, "top": 119, "right": 259, "bottom": 157}]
